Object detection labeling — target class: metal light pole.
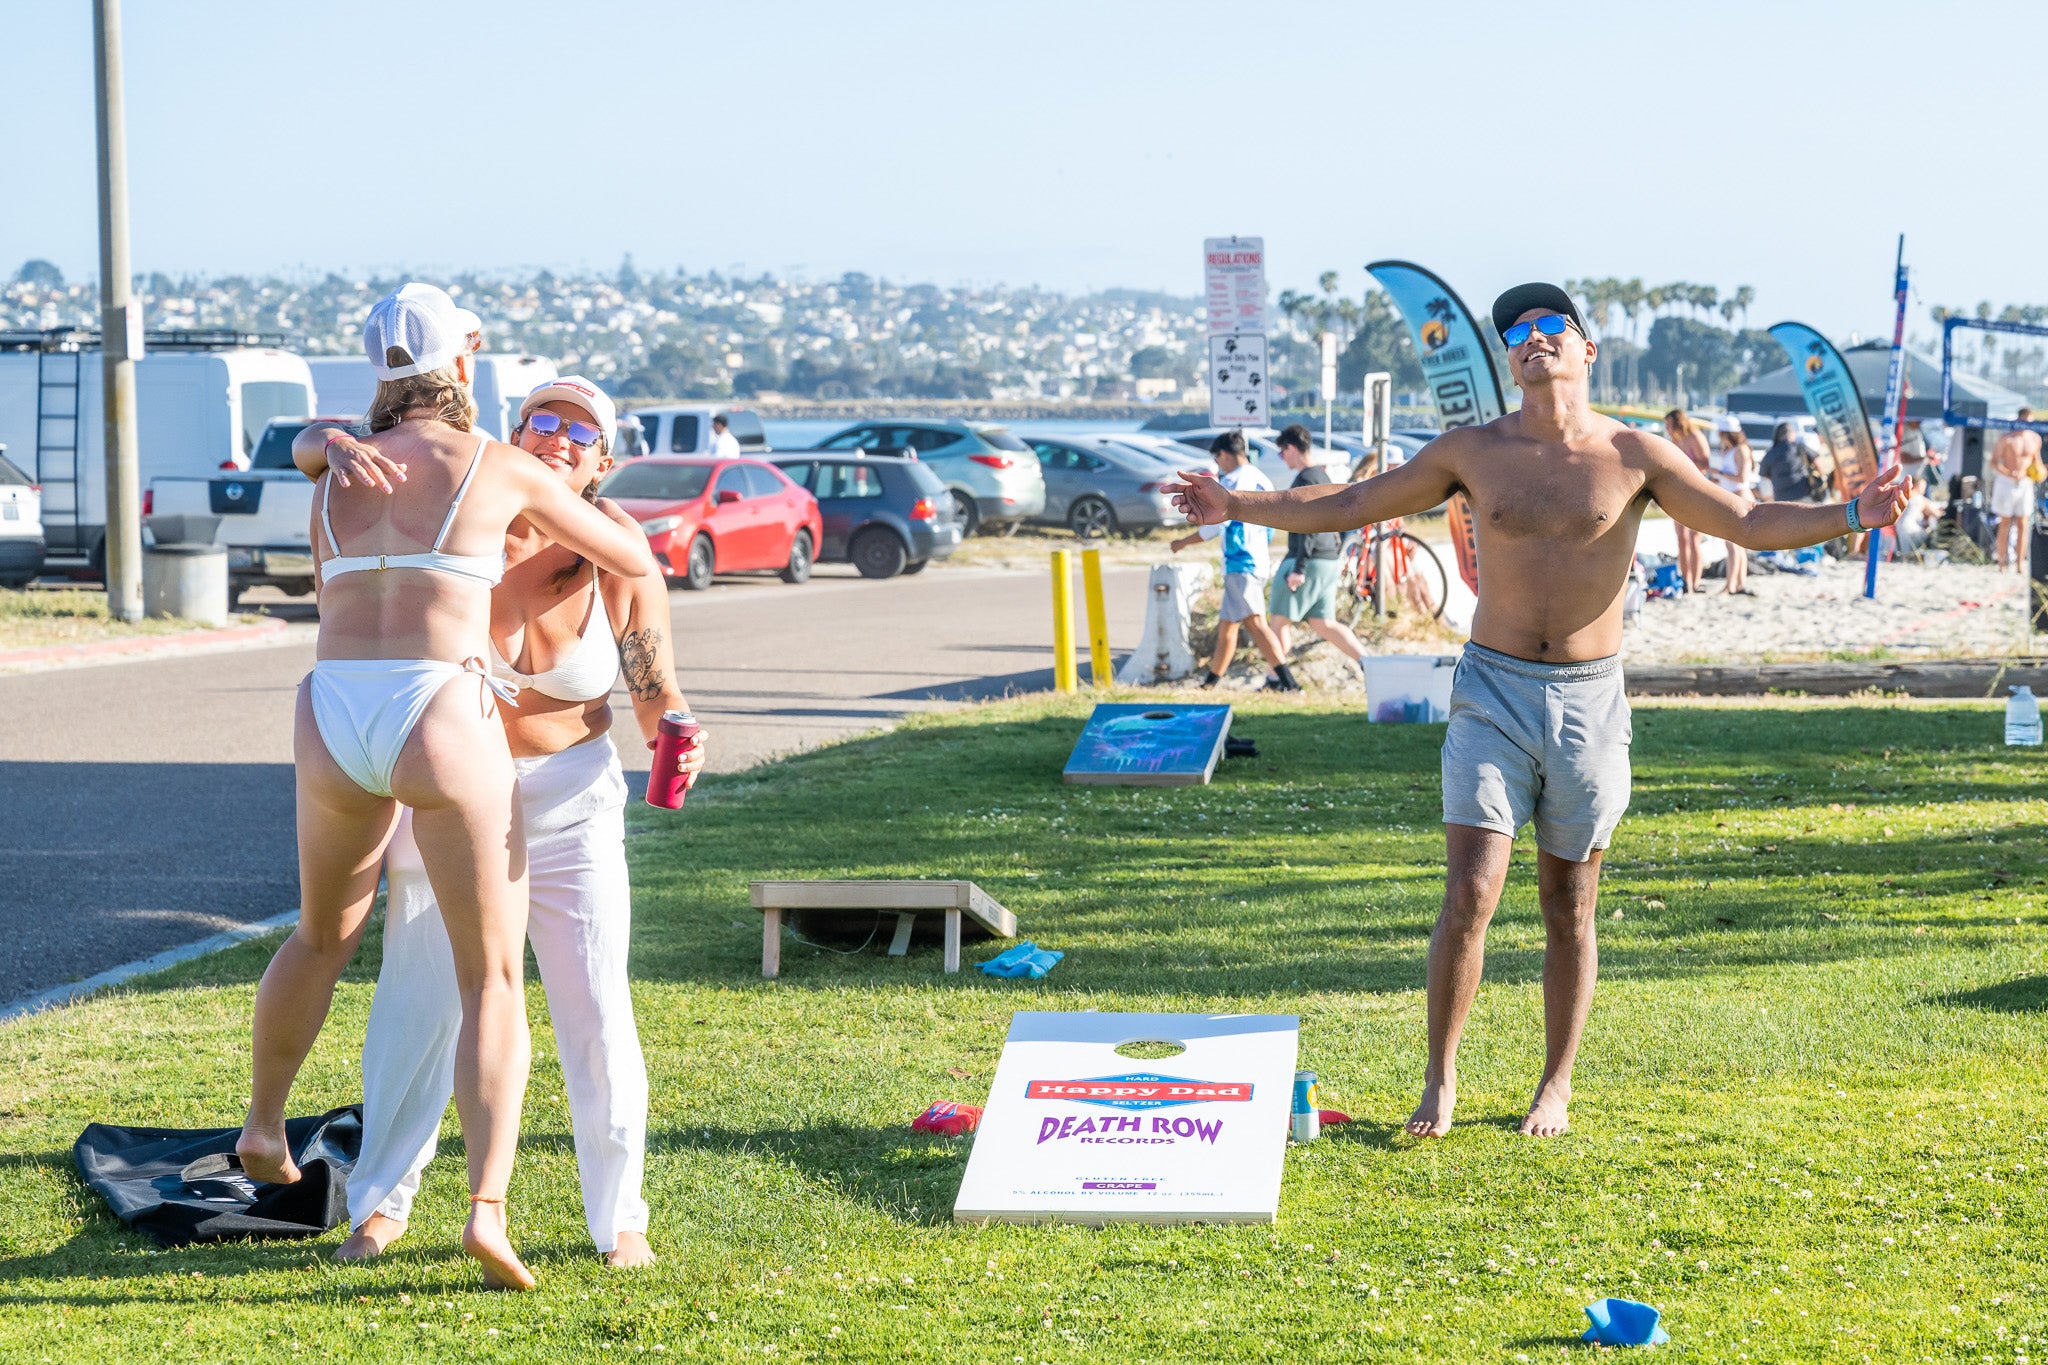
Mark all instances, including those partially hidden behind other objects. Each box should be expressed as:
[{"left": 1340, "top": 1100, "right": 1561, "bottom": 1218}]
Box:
[{"left": 94, "top": 0, "right": 143, "bottom": 620}]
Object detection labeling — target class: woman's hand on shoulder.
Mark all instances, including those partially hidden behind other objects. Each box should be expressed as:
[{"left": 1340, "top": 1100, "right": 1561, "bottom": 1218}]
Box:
[{"left": 329, "top": 433, "right": 406, "bottom": 493}]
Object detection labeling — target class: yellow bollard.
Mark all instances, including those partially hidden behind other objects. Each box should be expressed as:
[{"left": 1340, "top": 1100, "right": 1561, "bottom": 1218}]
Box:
[
  {"left": 1081, "top": 546, "right": 1111, "bottom": 687},
  {"left": 1050, "top": 550, "right": 1078, "bottom": 692}
]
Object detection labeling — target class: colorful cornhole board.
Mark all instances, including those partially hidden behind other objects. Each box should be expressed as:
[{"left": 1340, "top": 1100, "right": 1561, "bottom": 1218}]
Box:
[
  {"left": 952, "top": 1011, "right": 1298, "bottom": 1224},
  {"left": 1062, "top": 704, "right": 1232, "bottom": 786}
]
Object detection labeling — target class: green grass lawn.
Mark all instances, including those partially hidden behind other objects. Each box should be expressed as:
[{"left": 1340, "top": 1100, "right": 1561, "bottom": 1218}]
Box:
[{"left": 2, "top": 696, "right": 2044, "bottom": 1362}]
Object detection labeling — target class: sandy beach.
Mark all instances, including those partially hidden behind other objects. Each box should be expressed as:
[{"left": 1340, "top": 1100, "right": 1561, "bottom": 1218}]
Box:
[{"left": 1621, "top": 554, "right": 2036, "bottom": 663}]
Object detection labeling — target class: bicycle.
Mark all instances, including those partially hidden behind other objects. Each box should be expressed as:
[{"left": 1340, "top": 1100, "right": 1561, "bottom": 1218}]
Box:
[{"left": 1336, "top": 519, "right": 1448, "bottom": 629}]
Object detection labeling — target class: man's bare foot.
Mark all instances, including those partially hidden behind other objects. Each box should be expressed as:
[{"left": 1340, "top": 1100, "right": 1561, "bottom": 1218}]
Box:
[
  {"left": 463, "top": 1200, "right": 536, "bottom": 1291},
  {"left": 1404, "top": 1074, "right": 1456, "bottom": 1138},
  {"left": 1519, "top": 1078, "right": 1572, "bottom": 1137},
  {"left": 234, "top": 1120, "right": 301, "bottom": 1186},
  {"left": 335, "top": 1213, "right": 406, "bottom": 1262},
  {"left": 605, "top": 1232, "right": 657, "bottom": 1269}
]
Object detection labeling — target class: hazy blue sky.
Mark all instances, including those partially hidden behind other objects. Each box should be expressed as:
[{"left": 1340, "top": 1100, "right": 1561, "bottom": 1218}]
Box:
[{"left": 8, "top": 0, "right": 2044, "bottom": 340}]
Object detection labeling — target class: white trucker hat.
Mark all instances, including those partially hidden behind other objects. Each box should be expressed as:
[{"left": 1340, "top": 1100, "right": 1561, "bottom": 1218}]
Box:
[
  {"left": 519, "top": 375, "right": 618, "bottom": 448},
  {"left": 362, "top": 282, "right": 483, "bottom": 380},
  {"left": 1714, "top": 414, "right": 1744, "bottom": 433}
]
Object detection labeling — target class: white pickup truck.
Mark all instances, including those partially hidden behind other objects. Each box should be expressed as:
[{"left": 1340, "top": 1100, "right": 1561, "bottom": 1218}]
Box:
[{"left": 145, "top": 415, "right": 342, "bottom": 600}]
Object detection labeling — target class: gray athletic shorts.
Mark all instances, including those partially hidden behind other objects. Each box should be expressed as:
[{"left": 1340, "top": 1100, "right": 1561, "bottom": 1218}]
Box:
[
  {"left": 1440, "top": 642, "right": 1632, "bottom": 862},
  {"left": 1219, "top": 571, "right": 1269, "bottom": 622}
]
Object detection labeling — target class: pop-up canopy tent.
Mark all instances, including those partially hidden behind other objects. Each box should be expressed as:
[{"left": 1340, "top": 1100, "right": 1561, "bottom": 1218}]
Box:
[{"left": 1724, "top": 343, "right": 2028, "bottom": 420}]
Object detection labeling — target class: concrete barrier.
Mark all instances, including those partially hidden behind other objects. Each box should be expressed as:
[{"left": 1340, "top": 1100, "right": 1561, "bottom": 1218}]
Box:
[{"left": 1116, "top": 562, "right": 1212, "bottom": 685}]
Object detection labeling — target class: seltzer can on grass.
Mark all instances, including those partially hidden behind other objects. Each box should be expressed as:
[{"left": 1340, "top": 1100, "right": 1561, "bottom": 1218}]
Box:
[
  {"left": 1291, "top": 1070, "right": 1320, "bottom": 1143},
  {"left": 647, "top": 710, "right": 701, "bottom": 809}
]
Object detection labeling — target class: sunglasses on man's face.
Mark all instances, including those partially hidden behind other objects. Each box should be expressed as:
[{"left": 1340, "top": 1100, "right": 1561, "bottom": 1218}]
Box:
[
  {"left": 525, "top": 411, "right": 603, "bottom": 448},
  {"left": 1501, "top": 313, "right": 1581, "bottom": 348}
]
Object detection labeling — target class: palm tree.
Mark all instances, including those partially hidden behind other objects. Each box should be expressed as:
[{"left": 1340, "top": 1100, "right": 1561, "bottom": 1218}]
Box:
[
  {"left": 1617, "top": 278, "right": 1645, "bottom": 401},
  {"left": 1733, "top": 285, "right": 1755, "bottom": 330},
  {"left": 1573, "top": 278, "right": 1622, "bottom": 402}
]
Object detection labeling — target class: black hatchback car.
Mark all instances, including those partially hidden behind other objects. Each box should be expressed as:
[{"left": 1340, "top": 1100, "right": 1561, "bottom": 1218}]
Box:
[{"left": 769, "top": 453, "right": 963, "bottom": 578}]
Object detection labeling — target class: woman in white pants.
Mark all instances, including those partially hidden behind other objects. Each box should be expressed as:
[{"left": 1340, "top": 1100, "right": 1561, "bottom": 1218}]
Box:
[{"left": 297, "top": 376, "right": 704, "bottom": 1268}]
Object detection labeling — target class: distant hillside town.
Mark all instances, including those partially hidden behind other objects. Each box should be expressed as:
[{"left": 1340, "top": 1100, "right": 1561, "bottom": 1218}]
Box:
[
  {"left": 7, "top": 257, "right": 2045, "bottom": 408},
  {"left": 3, "top": 257, "right": 1225, "bottom": 406}
]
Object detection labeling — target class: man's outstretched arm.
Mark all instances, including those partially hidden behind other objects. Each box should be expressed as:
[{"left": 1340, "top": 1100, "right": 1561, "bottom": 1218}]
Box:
[
  {"left": 1640, "top": 434, "right": 1909, "bottom": 550},
  {"left": 1171, "top": 445, "right": 1461, "bottom": 532}
]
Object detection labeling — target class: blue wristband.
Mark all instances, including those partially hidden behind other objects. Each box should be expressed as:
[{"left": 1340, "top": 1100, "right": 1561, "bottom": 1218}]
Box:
[{"left": 1845, "top": 498, "right": 1863, "bottom": 534}]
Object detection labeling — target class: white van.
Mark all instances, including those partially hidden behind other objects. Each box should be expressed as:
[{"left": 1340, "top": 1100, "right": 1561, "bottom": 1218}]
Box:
[
  {"left": 304, "top": 354, "right": 558, "bottom": 440},
  {"left": 0, "top": 445, "right": 45, "bottom": 586},
  {"left": 0, "top": 333, "right": 314, "bottom": 565},
  {"left": 627, "top": 405, "right": 769, "bottom": 458}
]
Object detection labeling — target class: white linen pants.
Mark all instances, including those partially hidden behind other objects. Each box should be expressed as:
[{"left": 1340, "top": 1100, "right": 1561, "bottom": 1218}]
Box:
[{"left": 347, "top": 732, "right": 650, "bottom": 1251}]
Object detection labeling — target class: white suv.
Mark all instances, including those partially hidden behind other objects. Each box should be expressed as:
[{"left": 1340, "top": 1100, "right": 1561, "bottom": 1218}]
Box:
[{"left": 0, "top": 448, "right": 45, "bottom": 587}]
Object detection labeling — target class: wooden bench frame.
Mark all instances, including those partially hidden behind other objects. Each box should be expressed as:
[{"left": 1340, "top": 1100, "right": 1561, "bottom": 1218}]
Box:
[{"left": 750, "top": 880, "right": 1015, "bottom": 978}]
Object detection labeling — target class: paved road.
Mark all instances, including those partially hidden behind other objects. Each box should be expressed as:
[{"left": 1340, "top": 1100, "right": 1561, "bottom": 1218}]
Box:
[{"left": 0, "top": 562, "right": 1148, "bottom": 1005}]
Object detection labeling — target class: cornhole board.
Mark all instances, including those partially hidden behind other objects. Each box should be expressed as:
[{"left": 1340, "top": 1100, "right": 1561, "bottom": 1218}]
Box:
[
  {"left": 750, "top": 879, "right": 1014, "bottom": 978},
  {"left": 953, "top": 1011, "right": 1298, "bottom": 1225},
  {"left": 1063, "top": 703, "right": 1232, "bottom": 786}
]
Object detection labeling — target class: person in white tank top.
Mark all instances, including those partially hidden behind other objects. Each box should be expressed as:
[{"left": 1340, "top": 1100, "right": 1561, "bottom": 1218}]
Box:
[
  {"left": 300, "top": 377, "right": 704, "bottom": 1269},
  {"left": 1710, "top": 416, "right": 1757, "bottom": 596}
]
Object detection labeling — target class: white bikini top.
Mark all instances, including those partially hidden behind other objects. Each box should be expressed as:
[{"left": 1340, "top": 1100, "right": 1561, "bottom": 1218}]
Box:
[
  {"left": 1711, "top": 444, "right": 1753, "bottom": 491},
  {"left": 491, "top": 568, "right": 618, "bottom": 702},
  {"left": 318, "top": 433, "right": 505, "bottom": 587}
]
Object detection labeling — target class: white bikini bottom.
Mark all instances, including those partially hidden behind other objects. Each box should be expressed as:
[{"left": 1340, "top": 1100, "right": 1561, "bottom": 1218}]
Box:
[{"left": 307, "top": 657, "right": 518, "bottom": 798}]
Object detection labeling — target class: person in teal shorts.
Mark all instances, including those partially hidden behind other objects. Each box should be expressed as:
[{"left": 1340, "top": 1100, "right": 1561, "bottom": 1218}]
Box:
[{"left": 1266, "top": 424, "right": 1369, "bottom": 680}]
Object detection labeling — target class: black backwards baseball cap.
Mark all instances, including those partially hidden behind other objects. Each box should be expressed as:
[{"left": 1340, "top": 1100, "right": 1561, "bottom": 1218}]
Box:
[{"left": 1491, "top": 282, "right": 1590, "bottom": 341}]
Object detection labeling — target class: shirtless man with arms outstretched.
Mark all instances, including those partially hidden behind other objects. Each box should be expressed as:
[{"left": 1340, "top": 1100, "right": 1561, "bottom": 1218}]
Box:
[{"left": 1172, "top": 282, "right": 1910, "bottom": 1139}]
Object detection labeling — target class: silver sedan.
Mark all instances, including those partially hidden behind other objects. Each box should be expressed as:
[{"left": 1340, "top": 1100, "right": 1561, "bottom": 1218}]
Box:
[{"left": 1026, "top": 435, "right": 1199, "bottom": 538}]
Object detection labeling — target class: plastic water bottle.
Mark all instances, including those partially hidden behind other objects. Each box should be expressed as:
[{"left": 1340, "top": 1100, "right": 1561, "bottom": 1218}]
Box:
[{"left": 2007, "top": 686, "right": 2042, "bottom": 747}]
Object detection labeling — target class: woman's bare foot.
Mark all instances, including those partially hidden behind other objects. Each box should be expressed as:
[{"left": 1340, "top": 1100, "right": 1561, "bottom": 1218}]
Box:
[
  {"left": 463, "top": 1199, "right": 536, "bottom": 1292},
  {"left": 1519, "top": 1077, "right": 1572, "bottom": 1137},
  {"left": 234, "top": 1118, "right": 301, "bottom": 1186},
  {"left": 335, "top": 1213, "right": 406, "bottom": 1262},
  {"left": 605, "top": 1232, "right": 657, "bottom": 1269},
  {"left": 1404, "top": 1072, "right": 1457, "bottom": 1138}
]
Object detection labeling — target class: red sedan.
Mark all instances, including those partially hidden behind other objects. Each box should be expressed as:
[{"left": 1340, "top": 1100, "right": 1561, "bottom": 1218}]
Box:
[{"left": 599, "top": 456, "right": 825, "bottom": 590}]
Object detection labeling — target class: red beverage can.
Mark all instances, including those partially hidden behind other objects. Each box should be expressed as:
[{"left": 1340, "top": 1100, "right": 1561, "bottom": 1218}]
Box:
[{"left": 646, "top": 709, "right": 701, "bottom": 809}]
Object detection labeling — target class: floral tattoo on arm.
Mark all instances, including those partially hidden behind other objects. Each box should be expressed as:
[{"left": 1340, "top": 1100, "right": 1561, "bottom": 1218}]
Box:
[{"left": 619, "top": 627, "right": 669, "bottom": 703}]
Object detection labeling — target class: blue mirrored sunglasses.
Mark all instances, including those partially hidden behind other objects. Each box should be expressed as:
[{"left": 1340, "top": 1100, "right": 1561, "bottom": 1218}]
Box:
[
  {"left": 1501, "top": 313, "right": 1580, "bottom": 347},
  {"left": 525, "top": 411, "right": 603, "bottom": 447}
]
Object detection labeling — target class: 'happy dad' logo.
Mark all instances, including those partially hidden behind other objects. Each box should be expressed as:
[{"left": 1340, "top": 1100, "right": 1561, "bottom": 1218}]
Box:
[{"left": 1023, "top": 1073, "right": 1253, "bottom": 1111}]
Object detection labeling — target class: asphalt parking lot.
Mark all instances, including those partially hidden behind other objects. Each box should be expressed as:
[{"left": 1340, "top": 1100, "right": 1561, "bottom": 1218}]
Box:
[{"left": 0, "top": 562, "right": 1147, "bottom": 1006}]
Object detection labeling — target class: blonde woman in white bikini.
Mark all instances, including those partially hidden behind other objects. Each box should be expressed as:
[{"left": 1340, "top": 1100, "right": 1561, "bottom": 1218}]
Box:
[
  {"left": 237, "top": 285, "right": 653, "bottom": 1291},
  {"left": 298, "top": 377, "right": 703, "bottom": 1271},
  {"left": 1661, "top": 409, "right": 1713, "bottom": 593}
]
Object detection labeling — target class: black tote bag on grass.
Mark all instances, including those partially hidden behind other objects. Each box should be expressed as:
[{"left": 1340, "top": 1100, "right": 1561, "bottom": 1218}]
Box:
[{"left": 74, "top": 1105, "right": 362, "bottom": 1247}]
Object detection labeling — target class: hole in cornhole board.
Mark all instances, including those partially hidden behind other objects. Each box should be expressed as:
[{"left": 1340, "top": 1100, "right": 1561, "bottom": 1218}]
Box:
[
  {"left": 1064, "top": 703, "right": 1233, "bottom": 787},
  {"left": 1114, "top": 1038, "right": 1186, "bottom": 1060}
]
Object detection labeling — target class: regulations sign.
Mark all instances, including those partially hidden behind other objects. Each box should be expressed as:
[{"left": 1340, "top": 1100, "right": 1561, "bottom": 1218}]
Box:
[
  {"left": 952, "top": 1010, "right": 1298, "bottom": 1225},
  {"left": 1208, "top": 332, "right": 1267, "bottom": 427},
  {"left": 1203, "top": 237, "right": 1266, "bottom": 334}
]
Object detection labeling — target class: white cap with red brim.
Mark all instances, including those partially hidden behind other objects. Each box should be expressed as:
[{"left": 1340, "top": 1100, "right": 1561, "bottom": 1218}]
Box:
[{"left": 519, "top": 375, "right": 618, "bottom": 448}]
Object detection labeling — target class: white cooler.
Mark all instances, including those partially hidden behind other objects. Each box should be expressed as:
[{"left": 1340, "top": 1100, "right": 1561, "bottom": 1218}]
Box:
[{"left": 1362, "top": 653, "right": 1458, "bottom": 723}]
